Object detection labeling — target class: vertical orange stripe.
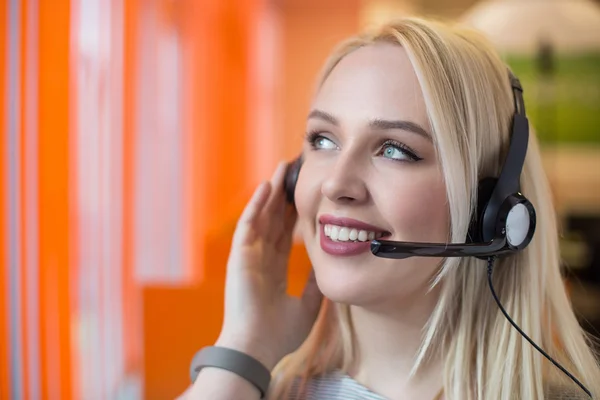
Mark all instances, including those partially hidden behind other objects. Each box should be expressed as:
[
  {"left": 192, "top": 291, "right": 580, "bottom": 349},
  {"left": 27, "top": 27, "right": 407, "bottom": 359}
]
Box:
[
  {"left": 38, "top": 0, "right": 72, "bottom": 398},
  {"left": 123, "top": 0, "right": 141, "bottom": 374},
  {"left": 180, "top": 0, "right": 263, "bottom": 278},
  {"left": 187, "top": 0, "right": 216, "bottom": 282},
  {"left": 19, "top": 0, "right": 30, "bottom": 398},
  {"left": 0, "top": 0, "right": 11, "bottom": 398},
  {"left": 186, "top": 0, "right": 242, "bottom": 283},
  {"left": 183, "top": 0, "right": 211, "bottom": 284},
  {"left": 204, "top": 0, "right": 251, "bottom": 232},
  {"left": 67, "top": 0, "right": 79, "bottom": 396}
]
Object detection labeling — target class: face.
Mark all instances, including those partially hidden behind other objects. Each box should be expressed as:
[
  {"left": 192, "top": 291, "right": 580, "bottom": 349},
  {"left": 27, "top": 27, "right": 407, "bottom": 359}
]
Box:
[{"left": 295, "top": 43, "right": 450, "bottom": 308}]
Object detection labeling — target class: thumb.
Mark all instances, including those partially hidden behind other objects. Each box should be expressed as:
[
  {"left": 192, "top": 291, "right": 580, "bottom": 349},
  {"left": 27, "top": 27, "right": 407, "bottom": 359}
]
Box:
[{"left": 301, "top": 268, "right": 323, "bottom": 316}]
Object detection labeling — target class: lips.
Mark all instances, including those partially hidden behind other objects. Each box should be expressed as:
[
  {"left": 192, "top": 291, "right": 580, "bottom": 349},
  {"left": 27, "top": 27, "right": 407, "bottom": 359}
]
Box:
[{"left": 318, "top": 215, "right": 389, "bottom": 233}]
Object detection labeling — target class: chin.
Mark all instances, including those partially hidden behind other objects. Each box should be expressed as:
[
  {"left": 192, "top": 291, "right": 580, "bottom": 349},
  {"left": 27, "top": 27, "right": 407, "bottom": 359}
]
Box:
[
  {"left": 308, "top": 248, "right": 442, "bottom": 310},
  {"left": 311, "top": 253, "right": 392, "bottom": 306},
  {"left": 317, "top": 278, "right": 377, "bottom": 306}
]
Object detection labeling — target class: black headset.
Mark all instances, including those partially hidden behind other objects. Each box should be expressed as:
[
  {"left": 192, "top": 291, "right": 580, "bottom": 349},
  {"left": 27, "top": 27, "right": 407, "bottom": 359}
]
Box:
[{"left": 284, "top": 72, "right": 537, "bottom": 261}]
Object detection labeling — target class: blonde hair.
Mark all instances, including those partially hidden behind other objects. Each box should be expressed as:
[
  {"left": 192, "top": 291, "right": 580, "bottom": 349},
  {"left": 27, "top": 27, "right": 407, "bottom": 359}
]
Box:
[{"left": 269, "top": 17, "right": 600, "bottom": 400}]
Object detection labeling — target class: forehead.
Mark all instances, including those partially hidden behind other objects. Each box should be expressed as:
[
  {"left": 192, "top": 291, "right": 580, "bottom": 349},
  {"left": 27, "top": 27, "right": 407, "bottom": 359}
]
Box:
[{"left": 311, "top": 43, "right": 428, "bottom": 125}]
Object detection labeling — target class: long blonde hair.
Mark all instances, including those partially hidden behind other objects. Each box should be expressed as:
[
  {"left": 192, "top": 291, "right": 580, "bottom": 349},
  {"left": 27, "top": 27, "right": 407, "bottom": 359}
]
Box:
[{"left": 269, "top": 17, "right": 600, "bottom": 400}]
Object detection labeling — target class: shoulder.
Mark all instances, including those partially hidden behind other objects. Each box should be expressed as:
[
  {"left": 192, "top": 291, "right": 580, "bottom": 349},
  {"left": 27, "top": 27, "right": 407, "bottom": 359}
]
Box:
[{"left": 286, "top": 370, "right": 387, "bottom": 400}]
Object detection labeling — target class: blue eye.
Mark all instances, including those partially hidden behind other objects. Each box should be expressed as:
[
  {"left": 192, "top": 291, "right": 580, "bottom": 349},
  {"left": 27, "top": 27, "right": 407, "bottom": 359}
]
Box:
[
  {"left": 379, "top": 140, "right": 422, "bottom": 162},
  {"left": 307, "top": 132, "right": 338, "bottom": 150},
  {"left": 306, "top": 132, "right": 422, "bottom": 162},
  {"left": 315, "top": 137, "right": 337, "bottom": 150},
  {"left": 382, "top": 145, "right": 409, "bottom": 160}
]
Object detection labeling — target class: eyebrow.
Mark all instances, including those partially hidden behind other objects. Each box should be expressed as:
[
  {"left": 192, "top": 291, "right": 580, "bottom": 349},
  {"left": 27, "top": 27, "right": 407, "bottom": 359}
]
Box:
[{"left": 307, "top": 109, "right": 431, "bottom": 141}]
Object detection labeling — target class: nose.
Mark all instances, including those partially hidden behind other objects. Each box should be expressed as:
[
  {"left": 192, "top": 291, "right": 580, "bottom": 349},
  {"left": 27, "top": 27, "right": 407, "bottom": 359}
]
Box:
[{"left": 321, "top": 153, "right": 368, "bottom": 205}]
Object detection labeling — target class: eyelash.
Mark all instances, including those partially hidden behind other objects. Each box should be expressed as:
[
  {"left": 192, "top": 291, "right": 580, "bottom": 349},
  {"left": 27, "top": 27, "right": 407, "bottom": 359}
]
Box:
[
  {"left": 379, "top": 139, "right": 423, "bottom": 162},
  {"left": 305, "top": 131, "right": 423, "bottom": 162}
]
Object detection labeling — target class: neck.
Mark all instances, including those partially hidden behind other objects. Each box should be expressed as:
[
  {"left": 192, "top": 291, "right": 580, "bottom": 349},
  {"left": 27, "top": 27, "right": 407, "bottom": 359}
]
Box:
[{"left": 347, "top": 284, "right": 444, "bottom": 400}]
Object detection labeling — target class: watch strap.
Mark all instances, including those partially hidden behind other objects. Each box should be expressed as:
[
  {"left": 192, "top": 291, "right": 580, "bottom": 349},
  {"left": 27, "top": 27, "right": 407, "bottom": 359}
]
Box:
[{"left": 190, "top": 346, "right": 271, "bottom": 398}]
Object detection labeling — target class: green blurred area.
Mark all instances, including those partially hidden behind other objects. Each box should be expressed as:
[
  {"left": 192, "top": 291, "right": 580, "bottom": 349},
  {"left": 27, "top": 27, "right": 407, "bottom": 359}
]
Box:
[{"left": 506, "top": 53, "right": 600, "bottom": 144}]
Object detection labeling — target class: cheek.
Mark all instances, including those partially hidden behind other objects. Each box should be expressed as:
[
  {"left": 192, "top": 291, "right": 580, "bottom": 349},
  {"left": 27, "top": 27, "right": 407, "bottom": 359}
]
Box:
[
  {"left": 384, "top": 176, "right": 449, "bottom": 242},
  {"left": 293, "top": 166, "right": 321, "bottom": 227}
]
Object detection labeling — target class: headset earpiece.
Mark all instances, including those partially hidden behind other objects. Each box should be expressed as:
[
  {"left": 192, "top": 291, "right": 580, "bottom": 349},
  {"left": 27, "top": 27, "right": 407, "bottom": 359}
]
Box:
[
  {"left": 284, "top": 155, "right": 303, "bottom": 206},
  {"left": 476, "top": 73, "right": 536, "bottom": 253},
  {"left": 469, "top": 177, "right": 498, "bottom": 244}
]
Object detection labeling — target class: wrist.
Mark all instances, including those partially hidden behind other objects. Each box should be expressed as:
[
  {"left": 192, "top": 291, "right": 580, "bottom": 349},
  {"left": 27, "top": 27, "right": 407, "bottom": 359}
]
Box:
[{"left": 215, "top": 334, "right": 279, "bottom": 371}]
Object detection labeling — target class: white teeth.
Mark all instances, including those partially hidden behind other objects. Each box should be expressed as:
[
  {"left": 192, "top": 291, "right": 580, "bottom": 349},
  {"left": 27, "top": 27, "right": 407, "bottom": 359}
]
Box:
[
  {"left": 323, "top": 224, "right": 385, "bottom": 242},
  {"left": 330, "top": 226, "right": 339, "bottom": 240},
  {"left": 358, "top": 230, "right": 368, "bottom": 241},
  {"left": 349, "top": 229, "right": 358, "bottom": 241},
  {"left": 338, "top": 227, "right": 349, "bottom": 241}
]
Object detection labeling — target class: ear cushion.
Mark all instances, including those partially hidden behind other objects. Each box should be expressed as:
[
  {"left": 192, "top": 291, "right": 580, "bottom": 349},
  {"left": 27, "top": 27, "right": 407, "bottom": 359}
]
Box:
[
  {"left": 468, "top": 177, "right": 498, "bottom": 243},
  {"left": 284, "top": 155, "right": 303, "bottom": 206}
]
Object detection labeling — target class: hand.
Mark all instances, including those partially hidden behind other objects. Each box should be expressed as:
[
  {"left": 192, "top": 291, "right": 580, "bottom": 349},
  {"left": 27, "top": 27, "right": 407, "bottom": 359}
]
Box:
[{"left": 217, "top": 161, "right": 323, "bottom": 370}]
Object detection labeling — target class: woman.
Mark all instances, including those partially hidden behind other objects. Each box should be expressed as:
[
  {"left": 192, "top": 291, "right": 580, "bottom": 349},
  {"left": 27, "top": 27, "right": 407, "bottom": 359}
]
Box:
[{"left": 186, "top": 17, "right": 600, "bottom": 399}]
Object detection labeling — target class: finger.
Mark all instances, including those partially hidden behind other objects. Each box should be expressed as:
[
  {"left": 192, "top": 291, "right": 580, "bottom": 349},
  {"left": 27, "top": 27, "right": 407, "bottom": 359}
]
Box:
[
  {"left": 262, "top": 161, "right": 287, "bottom": 218},
  {"left": 239, "top": 181, "right": 272, "bottom": 224},
  {"left": 276, "top": 205, "right": 298, "bottom": 252},
  {"left": 283, "top": 204, "right": 298, "bottom": 233},
  {"left": 301, "top": 268, "right": 323, "bottom": 317},
  {"left": 271, "top": 160, "right": 287, "bottom": 192},
  {"left": 234, "top": 181, "right": 272, "bottom": 245},
  {"left": 261, "top": 162, "right": 289, "bottom": 241}
]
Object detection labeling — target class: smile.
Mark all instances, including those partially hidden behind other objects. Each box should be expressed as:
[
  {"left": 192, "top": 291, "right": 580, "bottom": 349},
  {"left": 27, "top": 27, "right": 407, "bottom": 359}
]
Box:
[
  {"left": 323, "top": 224, "right": 385, "bottom": 242},
  {"left": 318, "top": 215, "right": 391, "bottom": 256}
]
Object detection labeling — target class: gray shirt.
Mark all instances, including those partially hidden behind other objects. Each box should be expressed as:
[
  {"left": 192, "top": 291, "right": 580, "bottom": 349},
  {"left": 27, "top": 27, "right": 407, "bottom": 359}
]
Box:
[{"left": 287, "top": 370, "right": 588, "bottom": 399}]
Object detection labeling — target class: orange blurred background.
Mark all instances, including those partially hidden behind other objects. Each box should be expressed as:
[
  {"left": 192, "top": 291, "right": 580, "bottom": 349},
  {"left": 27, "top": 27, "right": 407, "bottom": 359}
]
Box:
[{"left": 1, "top": 0, "right": 599, "bottom": 399}]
